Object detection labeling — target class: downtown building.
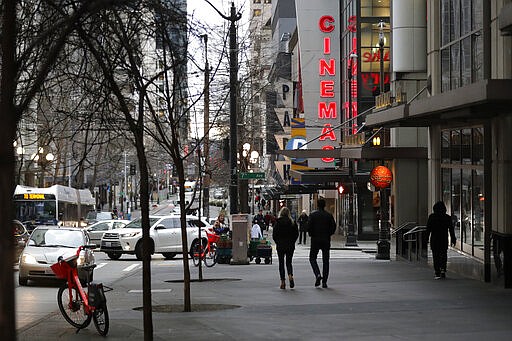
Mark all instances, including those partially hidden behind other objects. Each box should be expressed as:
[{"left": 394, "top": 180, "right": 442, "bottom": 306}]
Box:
[{"left": 267, "top": 0, "right": 512, "bottom": 287}]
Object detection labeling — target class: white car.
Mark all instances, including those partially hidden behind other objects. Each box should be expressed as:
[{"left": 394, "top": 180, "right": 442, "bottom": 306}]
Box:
[
  {"left": 100, "top": 215, "right": 209, "bottom": 260},
  {"left": 85, "top": 219, "right": 130, "bottom": 246}
]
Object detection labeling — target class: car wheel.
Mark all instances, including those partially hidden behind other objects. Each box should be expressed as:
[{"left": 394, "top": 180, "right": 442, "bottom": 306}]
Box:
[
  {"left": 107, "top": 252, "right": 122, "bottom": 260},
  {"left": 162, "top": 253, "right": 177, "bottom": 260},
  {"left": 135, "top": 241, "right": 154, "bottom": 261},
  {"left": 19, "top": 276, "right": 28, "bottom": 286}
]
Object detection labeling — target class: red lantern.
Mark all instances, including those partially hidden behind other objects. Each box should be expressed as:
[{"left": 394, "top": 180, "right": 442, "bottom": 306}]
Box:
[{"left": 370, "top": 166, "right": 393, "bottom": 189}]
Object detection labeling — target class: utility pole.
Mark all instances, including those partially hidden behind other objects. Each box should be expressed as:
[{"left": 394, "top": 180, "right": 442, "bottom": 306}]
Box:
[
  {"left": 201, "top": 34, "right": 210, "bottom": 220},
  {"left": 228, "top": 2, "right": 241, "bottom": 215},
  {"left": 205, "top": 1, "right": 241, "bottom": 215}
]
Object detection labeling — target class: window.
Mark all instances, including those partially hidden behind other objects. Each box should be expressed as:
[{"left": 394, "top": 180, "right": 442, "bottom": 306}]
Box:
[
  {"left": 253, "top": 9, "right": 262, "bottom": 17},
  {"left": 440, "top": 0, "right": 484, "bottom": 93},
  {"left": 441, "top": 126, "right": 484, "bottom": 258}
]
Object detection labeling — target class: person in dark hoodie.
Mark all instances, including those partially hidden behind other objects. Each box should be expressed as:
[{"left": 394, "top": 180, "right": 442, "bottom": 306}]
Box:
[
  {"left": 308, "top": 199, "right": 336, "bottom": 288},
  {"left": 426, "top": 201, "right": 456, "bottom": 279},
  {"left": 272, "top": 206, "right": 299, "bottom": 289}
]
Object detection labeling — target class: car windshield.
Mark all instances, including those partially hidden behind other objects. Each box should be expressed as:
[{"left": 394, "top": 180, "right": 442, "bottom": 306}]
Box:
[
  {"left": 124, "top": 217, "right": 160, "bottom": 229},
  {"left": 30, "top": 229, "right": 84, "bottom": 248}
]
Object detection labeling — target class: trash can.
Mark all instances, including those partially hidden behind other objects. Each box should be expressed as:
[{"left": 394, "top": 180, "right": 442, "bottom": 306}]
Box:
[{"left": 230, "top": 214, "right": 249, "bottom": 265}]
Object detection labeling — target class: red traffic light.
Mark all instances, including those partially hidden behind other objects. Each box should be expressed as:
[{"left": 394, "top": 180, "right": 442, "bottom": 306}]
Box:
[{"left": 337, "top": 184, "right": 345, "bottom": 194}]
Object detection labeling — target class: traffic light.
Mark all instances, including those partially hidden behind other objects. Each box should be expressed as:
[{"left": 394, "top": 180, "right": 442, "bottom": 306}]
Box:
[
  {"left": 337, "top": 184, "right": 345, "bottom": 195},
  {"left": 129, "top": 164, "right": 136, "bottom": 175}
]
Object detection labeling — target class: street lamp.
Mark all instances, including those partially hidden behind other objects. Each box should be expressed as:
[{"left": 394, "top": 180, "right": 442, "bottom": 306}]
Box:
[
  {"left": 32, "top": 147, "right": 54, "bottom": 187},
  {"left": 239, "top": 142, "right": 259, "bottom": 214},
  {"left": 375, "top": 21, "right": 391, "bottom": 260},
  {"left": 346, "top": 53, "right": 358, "bottom": 247},
  {"left": 378, "top": 20, "right": 385, "bottom": 94}
]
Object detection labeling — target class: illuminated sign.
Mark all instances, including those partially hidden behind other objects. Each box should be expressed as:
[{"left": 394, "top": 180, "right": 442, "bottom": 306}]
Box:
[
  {"left": 318, "top": 15, "right": 338, "bottom": 163},
  {"left": 23, "top": 193, "right": 46, "bottom": 200}
]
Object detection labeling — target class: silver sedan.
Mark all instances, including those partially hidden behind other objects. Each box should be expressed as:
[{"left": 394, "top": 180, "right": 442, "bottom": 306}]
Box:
[{"left": 18, "top": 226, "right": 95, "bottom": 286}]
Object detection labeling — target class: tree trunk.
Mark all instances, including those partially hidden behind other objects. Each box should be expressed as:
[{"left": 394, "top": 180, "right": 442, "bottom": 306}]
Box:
[{"left": 0, "top": 0, "right": 18, "bottom": 338}]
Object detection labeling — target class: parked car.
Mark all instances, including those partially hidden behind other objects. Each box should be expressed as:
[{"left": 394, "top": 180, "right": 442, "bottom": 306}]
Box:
[
  {"left": 85, "top": 211, "right": 116, "bottom": 225},
  {"left": 100, "top": 214, "right": 209, "bottom": 260},
  {"left": 18, "top": 226, "right": 95, "bottom": 286},
  {"left": 14, "top": 220, "right": 29, "bottom": 263},
  {"left": 85, "top": 219, "right": 130, "bottom": 247}
]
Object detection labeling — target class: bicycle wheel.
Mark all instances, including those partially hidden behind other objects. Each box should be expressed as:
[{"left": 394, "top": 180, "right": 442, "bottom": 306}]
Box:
[
  {"left": 204, "top": 244, "right": 217, "bottom": 267},
  {"left": 190, "top": 239, "right": 203, "bottom": 267},
  {"left": 93, "top": 303, "right": 109, "bottom": 336},
  {"left": 57, "top": 283, "right": 92, "bottom": 329}
]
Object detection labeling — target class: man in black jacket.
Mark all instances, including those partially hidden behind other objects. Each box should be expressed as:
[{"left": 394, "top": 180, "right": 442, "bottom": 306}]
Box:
[
  {"left": 308, "top": 199, "right": 336, "bottom": 288},
  {"left": 426, "top": 201, "right": 456, "bottom": 279}
]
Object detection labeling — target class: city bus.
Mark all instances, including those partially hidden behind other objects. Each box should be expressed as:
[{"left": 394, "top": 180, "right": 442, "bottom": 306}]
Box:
[{"left": 13, "top": 185, "right": 95, "bottom": 227}]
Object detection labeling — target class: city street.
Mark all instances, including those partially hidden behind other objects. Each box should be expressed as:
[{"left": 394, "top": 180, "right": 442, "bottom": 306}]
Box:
[{"left": 16, "top": 240, "right": 512, "bottom": 340}]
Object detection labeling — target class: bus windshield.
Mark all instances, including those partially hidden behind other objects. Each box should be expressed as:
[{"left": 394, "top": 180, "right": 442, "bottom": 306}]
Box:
[{"left": 14, "top": 200, "right": 57, "bottom": 224}]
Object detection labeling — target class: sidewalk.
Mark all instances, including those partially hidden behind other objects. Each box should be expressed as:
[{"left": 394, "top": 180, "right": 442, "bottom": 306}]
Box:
[{"left": 17, "top": 241, "right": 512, "bottom": 340}]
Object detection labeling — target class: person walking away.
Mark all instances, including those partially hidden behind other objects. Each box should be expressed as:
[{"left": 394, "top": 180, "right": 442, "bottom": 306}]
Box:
[
  {"left": 297, "top": 210, "right": 309, "bottom": 245},
  {"left": 426, "top": 201, "right": 456, "bottom": 279},
  {"left": 251, "top": 218, "right": 263, "bottom": 240},
  {"left": 272, "top": 207, "right": 299, "bottom": 289},
  {"left": 308, "top": 199, "right": 336, "bottom": 288},
  {"left": 254, "top": 209, "right": 266, "bottom": 229}
]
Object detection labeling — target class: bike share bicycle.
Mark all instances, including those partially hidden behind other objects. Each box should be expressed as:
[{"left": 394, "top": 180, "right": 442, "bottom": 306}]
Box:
[
  {"left": 51, "top": 245, "right": 111, "bottom": 336},
  {"left": 190, "top": 229, "right": 220, "bottom": 267}
]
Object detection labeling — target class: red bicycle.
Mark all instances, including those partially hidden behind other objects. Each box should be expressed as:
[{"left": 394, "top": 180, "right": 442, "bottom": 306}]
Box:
[
  {"left": 190, "top": 230, "right": 219, "bottom": 267},
  {"left": 51, "top": 245, "right": 110, "bottom": 336}
]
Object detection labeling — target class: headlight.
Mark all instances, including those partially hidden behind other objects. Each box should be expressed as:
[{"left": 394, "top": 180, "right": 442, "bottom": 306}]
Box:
[
  {"left": 120, "top": 232, "right": 140, "bottom": 238},
  {"left": 22, "top": 254, "right": 37, "bottom": 265}
]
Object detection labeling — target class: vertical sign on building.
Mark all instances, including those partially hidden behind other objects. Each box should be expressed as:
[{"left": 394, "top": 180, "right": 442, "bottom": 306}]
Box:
[{"left": 296, "top": 0, "right": 340, "bottom": 169}]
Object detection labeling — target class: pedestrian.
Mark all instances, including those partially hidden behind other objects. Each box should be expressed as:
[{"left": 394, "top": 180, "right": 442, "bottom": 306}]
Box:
[
  {"left": 297, "top": 210, "right": 309, "bottom": 245},
  {"left": 426, "top": 201, "right": 456, "bottom": 279},
  {"left": 251, "top": 218, "right": 263, "bottom": 240},
  {"left": 254, "top": 209, "right": 266, "bottom": 232},
  {"left": 272, "top": 206, "right": 299, "bottom": 289},
  {"left": 308, "top": 198, "right": 336, "bottom": 288}
]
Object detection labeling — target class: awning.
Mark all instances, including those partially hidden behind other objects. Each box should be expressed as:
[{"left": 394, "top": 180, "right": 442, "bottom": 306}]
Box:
[
  {"left": 277, "top": 146, "right": 427, "bottom": 160},
  {"left": 289, "top": 169, "right": 371, "bottom": 184},
  {"left": 366, "top": 79, "right": 512, "bottom": 128}
]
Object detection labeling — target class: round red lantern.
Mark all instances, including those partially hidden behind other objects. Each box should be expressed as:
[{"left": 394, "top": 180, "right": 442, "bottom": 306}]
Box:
[{"left": 369, "top": 166, "right": 393, "bottom": 189}]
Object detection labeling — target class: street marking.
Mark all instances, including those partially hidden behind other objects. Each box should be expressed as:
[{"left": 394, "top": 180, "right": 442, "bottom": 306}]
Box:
[
  {"left": 128, "top": 289, "right": 172, "bottom": 293},
  {"left": 123, "top": 264, "right": 141, "bottom": 272},
  {"left": 95, "top": 263, "right": 107, "bottom": 269}
]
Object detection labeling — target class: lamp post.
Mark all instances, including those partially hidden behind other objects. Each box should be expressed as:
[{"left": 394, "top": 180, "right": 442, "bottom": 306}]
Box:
[
  {"left": 378, "top": 20, "right": 385, "bottom": 94},
  {"left": 346, "top": 53, "right": 358, "bottom": 247},
  {"left": 32, "top": 147, "right": 54, "bottom": 187},
  {"left": 375, "top": 21, "right": 391, "bottom": 260},
  {"left": 238, "top": 142, "right": 259, "bottom": 214}
]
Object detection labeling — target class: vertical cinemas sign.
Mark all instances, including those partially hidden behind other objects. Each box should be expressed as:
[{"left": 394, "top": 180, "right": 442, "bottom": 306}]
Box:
[{"left": 318, "top": 15, "right": 337, "bottom": 163}]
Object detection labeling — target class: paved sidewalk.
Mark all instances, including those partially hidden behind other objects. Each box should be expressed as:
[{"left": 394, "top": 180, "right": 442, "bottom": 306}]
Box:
[{"left": 16, "top": 240, "right": 512, "bottom": 341}]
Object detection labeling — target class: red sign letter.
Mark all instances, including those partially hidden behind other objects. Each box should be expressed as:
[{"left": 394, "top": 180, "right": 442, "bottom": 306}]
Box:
[
  {"left": 318, "top": 102, "right": 337, "bottom": 119},
  {"left": 320, "top": 80, "right": 335, "bottom": 98},
  {"left": 319, "top": 124, "right": 337, "bottom": 141},
  {"left": 319, "top": 15, "right": 335, "bottom": 33},
  {"left": 321, "top": 145, "right": 335, "bottom": 163},
  {"left": 319, "top": 59, "right": 335, "bottom": 76}
]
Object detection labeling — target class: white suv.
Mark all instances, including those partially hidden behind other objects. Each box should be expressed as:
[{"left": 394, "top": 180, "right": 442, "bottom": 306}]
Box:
[{"left": 100, "top": 215, "right": 209, "bottom": 260}]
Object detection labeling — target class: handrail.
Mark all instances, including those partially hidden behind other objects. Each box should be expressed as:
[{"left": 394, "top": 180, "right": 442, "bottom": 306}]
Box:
[
  {"left": 391, "top": 221, "right": 417, "bottom": 235},
  {"left": 403, "top": 225, "right": 426, "bottom": 236}
]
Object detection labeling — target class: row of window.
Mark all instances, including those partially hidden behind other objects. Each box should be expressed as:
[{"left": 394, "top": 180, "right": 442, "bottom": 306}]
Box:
[
  {"left": 441, "top": 127, "right": 485, "bottom": 259},
  {"left": 440, "top": 0, "right": 484, "bottom": 92}
]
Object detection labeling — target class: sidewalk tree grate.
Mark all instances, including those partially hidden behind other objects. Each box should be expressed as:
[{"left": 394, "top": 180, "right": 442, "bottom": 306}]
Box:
[{"left": 133, "top": 304, "right": 241, "bottom": 313}]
